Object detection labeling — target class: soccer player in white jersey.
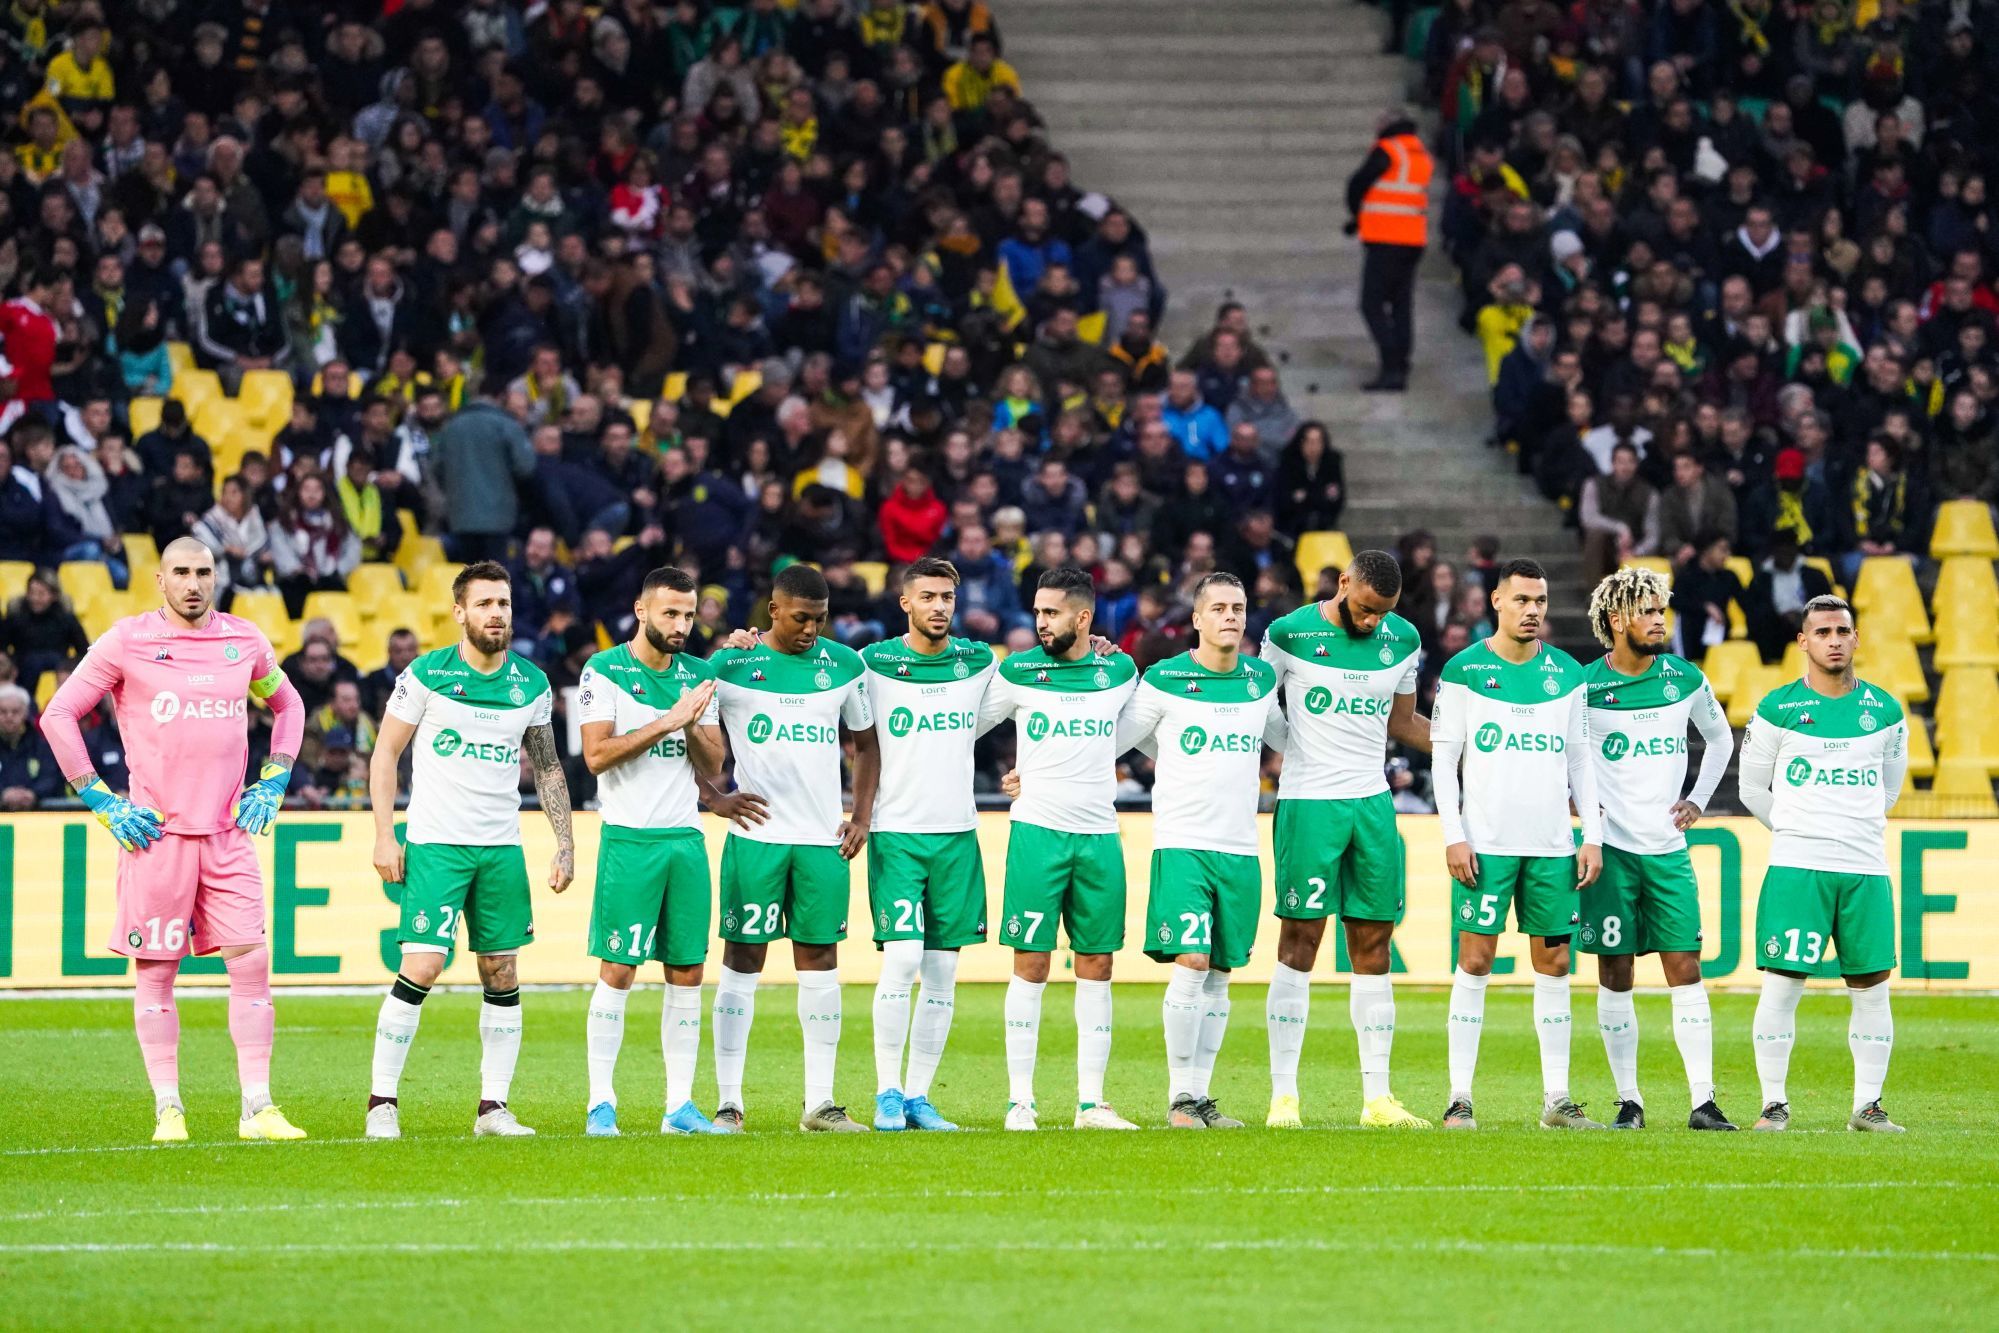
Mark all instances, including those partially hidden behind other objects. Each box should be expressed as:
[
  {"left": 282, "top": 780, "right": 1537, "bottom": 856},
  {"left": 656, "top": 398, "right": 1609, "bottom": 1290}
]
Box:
[
  {"left": 575, "top": 566, "right": 728, "bottom": 1137},
  {"left": 708, "top": 563, "right": 880, "bottom": 1132},
  {"left": 1259, "top": 550, "right": 1432, "bottom": 1129},
  {"left": 1117, "top": 572, "right": 1286, "bottom": 1128},
  {"left": 1738, "top": 596, "right": 1909, "bottom": 1132},
  {"left": 1432, "top": 558, "right": 1604, "bottom": 1130},
  {"left": 1580, "top": 567, "right": 1738, "bottom": 1130},
  {"left": 859, "top": 557, "right": 998, "bottom": 1132},
  {"left": 366, "top": 562, "right": 575, "bottom": 1139},
  {"left": 978, "top": 566, "right": 1142, "bottom": 1131}
]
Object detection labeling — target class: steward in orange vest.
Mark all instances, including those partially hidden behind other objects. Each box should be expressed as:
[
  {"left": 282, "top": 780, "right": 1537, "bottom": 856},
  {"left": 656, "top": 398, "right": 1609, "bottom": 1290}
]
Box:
[{"left": 1345, "top": 114, "right": 1433, "bottom": 391}]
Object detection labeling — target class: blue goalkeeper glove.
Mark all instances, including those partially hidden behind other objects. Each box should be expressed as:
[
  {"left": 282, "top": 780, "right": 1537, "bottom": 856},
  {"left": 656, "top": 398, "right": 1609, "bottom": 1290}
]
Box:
[
  {"left": 232, "top": 760, "right": 290, "bottom": 836},
  {"left": 76, "top": 777, "right": 165, "bottom": 853}
]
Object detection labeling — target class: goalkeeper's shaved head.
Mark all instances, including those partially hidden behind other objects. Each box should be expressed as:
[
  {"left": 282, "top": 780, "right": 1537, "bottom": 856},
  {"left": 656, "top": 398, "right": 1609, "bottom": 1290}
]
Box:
[{"left": 161, "top": 536, "right": 218, "bottom": 568}]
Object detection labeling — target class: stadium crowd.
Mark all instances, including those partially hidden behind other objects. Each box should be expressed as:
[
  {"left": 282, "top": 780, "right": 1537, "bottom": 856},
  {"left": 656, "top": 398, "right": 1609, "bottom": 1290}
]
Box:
[
  {"left": 0, "top": 0, "right": 1373, "bottom": 809},
  {"left": 1435, "top": 0, "right": 1999, "bottom": 658}
]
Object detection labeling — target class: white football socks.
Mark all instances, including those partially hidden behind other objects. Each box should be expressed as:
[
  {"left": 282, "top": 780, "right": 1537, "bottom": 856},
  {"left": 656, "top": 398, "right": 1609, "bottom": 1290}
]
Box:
[
  {"left": 585, "top": 980, "right": 628, "bottom": 1109},
  {"left": 1075, "top": 977, "right": 1113, "bottom": 1107},
  {"left": 1162, "top": 964, "right": 1204, "bottom": 1101},
  {"left": 1753, "top": 971, "right": 1805, "bottom": 1106},
  {"left": 1446, "top": 967, "right": 1488, "bottom": 1099},
  {"left": 1532, "top": 972, "right": 1572, "bottom": 1101},
  {"left": 711, "top": 965, "right": 760, "bottom": 1110},
  {"left": 477, "top": 990, "right": 523, "bottom": 1104},
  {"left": 872, "top": 939, "right": 922, "bottom": 1093},
  {"left": 1848, "top": 980, "right": 1893, "bottom": 1112},
  {"left": 663, "top": 983, "right": 703, "bottom": 1110},
  {"left": 1265, "top": 961, "right": 1310, "bottom": 1100},
  {"left": 370, "top": 992, "right": 422, "bottom": 1099},
  {"left": 796, "top": 969, "right": 842, "bottom": 1110},
  {"left": 1670, "top": 981, "right": 1715, "bottom": 1108},
  {"left": 1596, "top": 985, "right": 1639, "bottom": 1105},
  {"left": 1191, "top": 968, "right": 1231, "bottom": 1100},
  {"left": 1349, "top": 973, "right": 1395, "bottom": 1102},
  {"left": 905, "top": 950, "right": 958, "bottom": 1100},
  {"left": 1004, "top": 975, "right": 1045, "bottom": 1104}
]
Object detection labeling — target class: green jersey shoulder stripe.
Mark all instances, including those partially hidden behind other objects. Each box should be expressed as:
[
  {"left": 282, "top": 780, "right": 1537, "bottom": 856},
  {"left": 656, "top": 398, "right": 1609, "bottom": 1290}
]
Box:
[
  {"left": 711, "top": 639, "right": 865, "bottom": 693},
  {"left": 1583, "top": 653, "right": 1705, "bottom": 709},
  {"left": 861, "top": 636, "right": 995, "bottom": 682},
  {"left": 1265, "top": 605, "right": 1422, "bottom": 669},
  {"left": 409, "top": 646, "right": 550, "bottom": 708},
  {"left": 1753, "top": 677, "right": 1905, "bottom": 737},
  {"left": 1139, "top": 651, "right": 1276, "bottom": 703},
  {"left": 1443, "top": 640, "right": 1585, "bottom": 702},
  {"left": 583, "top": 643, "right": 715, "bottom": 705},
  {"left": 997, "top": 646, "right": 1138, "bottom": 692}
]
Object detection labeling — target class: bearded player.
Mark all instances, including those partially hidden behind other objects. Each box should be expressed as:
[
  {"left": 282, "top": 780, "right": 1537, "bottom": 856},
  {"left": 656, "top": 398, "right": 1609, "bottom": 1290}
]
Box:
[{"left": 41, "top": 537, "right": 309, "bottom": 1143}]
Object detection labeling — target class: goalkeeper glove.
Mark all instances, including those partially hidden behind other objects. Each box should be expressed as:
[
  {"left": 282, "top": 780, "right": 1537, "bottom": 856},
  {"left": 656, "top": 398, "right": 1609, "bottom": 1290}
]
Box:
[
  {"left": 76, "top": 777, "right": 165, "bottom": 853},
  {"left": 232, "top": 760, "right": 290, "bottom": 836}
]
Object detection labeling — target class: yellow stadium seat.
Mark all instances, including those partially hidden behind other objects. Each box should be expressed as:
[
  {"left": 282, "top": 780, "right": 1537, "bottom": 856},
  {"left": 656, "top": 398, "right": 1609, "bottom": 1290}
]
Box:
[
  {"left": 1699, "top": 640, "right": 1762, "bottom": 703},
  {"left": 35, "top": 669, "right": 58, "bottom": 712},
  {"left": 398, "top": 535, "right": 446, "bottom": 584},
  {"left": 1851, "top": 557, "right": 1931, "bottom": 643},
  {"left": 299, "top": 592, "right": 364, "bottom": 648},
  {"left": 127, "top": 396, "right": 163, "bottom": 439},
  {"left": 58, "top": 561, "right": 116, "bottom": 619},
  {"left": 1855, "top": 634, "right": 1929, "bottom": 704},
  {"left": 1906, "top": 711, "right": 1936, "bottom": 779},
  {"left": 0, "top": 560, "right": 33, "bottom": 608},
  {"left": 1727, "top": 664, "right": 1791, "bottom": 728},
  {"left": 1803, "top": 556, "right": 1842, "bottom": 598},
  {"left": 192, "top": 396, "right": 246, "bottom": 444},
  {"left": 229, "top": 590, "right": 294, "bottom": 652},
  {"left": 1295, "top": 531, "right": 1355, "bottom": 591},
  {"left": 1621, "top": 556, "right": 1673, "bottom": 580},
  {"left": 170, "top": 368, "right": 223, "bottom": 413},
  {"left": 417, "top": 563, "right": 465, "bottom": 610},
  {"left": 367, "top": 592, "right": 432, "bottom": 644},
  {"left": 1932, "top": 557, "right": 1998, "bottom": 629},
  {"left": 1928, "top": 758, "right": 1999, "bottom": 815},
  {"left": 1933, "top": 615, "right": 1999, "bottom": 671},
  {"left": 1934, "top": 667, "right": 1999, "bottom": 743},
  {"left": 347, "top": 563, "right": 407, "bottom": 608},
  {"left": 1779, "top": 642, "right": 1806, "bottom": 678},
  {"left": 237, "top": 367, "right": 293, "bottom": 412},
  {"left": 123, "top": 535, "right": 159, "bottom": 591},
  {"left": 1937, "top": 709, "right": 1999, "bottom": 775},
  {"left": 1929, "top": 499, "right": 1999, "bottom": 560},
  {"left": 852, "top": 561, "right": 889, "bottom": 596},
  {"left": 165, "top": 341, "right": 196, "bottom": 375},
  {"left": 1722, "top": 556, "right": 1754, "bottom": 638}
]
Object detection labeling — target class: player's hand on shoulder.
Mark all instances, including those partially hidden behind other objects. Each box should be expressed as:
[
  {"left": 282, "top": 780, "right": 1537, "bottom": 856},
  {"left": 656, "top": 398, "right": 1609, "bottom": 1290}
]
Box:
[
  {"left": 1088, "top": 634, "right": 1121, "bottom": 656},
  {"left": 1669, "top": 800, "right": 1702, "bottom": 832},
  {"left": 1445, "top": 840, "right": 1477, "bottom": 886},
  {"left": 1000, "top": 767, "right": 1021, "bottom": 800},
  {"left": 720, "top": 628, "right": 761, "bottom": 651},
  {"left": 706, "top": 787, "right": 769, "bottom": 828},
  {"left": 1575, "top": 843, "right": 1602, "bottom": 889}
]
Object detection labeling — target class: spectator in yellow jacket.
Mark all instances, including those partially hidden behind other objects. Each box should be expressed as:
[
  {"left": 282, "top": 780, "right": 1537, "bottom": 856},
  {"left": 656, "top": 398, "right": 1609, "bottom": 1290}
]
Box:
[{"left": 943, "top": 33, "right": 1019, "bottom": 115}]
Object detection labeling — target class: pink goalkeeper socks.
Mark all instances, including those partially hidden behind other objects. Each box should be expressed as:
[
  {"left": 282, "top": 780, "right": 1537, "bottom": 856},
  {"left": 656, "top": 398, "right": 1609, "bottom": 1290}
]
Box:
[
  {"left": 133, "top": 959, "right": 181, "bottom": 1101},
  {"left": 224, "top": 946, "right": 275, "bottom": 1103}
]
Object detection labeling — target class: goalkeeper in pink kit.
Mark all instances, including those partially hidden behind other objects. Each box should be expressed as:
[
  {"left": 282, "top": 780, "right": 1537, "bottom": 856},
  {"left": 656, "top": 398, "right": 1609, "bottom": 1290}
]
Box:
[{"left": 41, "top": 537, "right": 310, "bottom": 1143}]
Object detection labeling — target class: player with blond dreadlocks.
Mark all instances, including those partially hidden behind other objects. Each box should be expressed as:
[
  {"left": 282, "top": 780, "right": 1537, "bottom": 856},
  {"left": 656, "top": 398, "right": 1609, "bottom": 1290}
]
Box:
[{"left": 1580, "top": 566, "right": 1740, "bottom": 1130}]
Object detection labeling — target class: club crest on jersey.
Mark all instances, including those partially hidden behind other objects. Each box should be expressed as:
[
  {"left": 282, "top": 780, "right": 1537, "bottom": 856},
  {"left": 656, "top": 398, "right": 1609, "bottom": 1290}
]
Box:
[
  {"left": 508, "top": 686, "right": 526, "bottom": 705},
  {"left": 1860, "top": 711, "right": 1878, "bottom": 731},
  {"left": 1247, "top": 678, "right": 1260, "bottom": 697},
  {"left": 953, "top": 658, "right": 969, "bottom": 679},
  {"left": 1578, "top": 924, "right": 1596, "bottom": 946},
  {"left": 722, "top": 911, "right": 738, "bottom": 932},
  {"left": 1093, "top": 669, "right": 1109, "bottom": 687},
  {"left": 1156, "top": 923, "right": 1173, "bottom": 945},
  {"left": 1459, "top": 902, "right": 1475, "bottom": 921},
  {"left": 223, "top": 645, "right": 239, "bottom": 661},
  {"left": 608, "top": 930, "right": 623, "bottom": 954},
  {"left": 814, "top": 669, "right": 831, "bottom": 689},
  {"left": 1005, "top": 914, "right": 1022, "bottom": 938},
  {"left": 1284, "top": 888, "right": 1300, "bottom": 909},
  {"left": 413, "top": 911, "right": 431, "bottom": 935},
  {"left": 1662, "top": 683, "right": 1680, "bottom": 701},
  {"left": 1379, "top": 645, "right": 1394, "bottom": 665},
  {"left": 1543, "top": 678, "right": 1560, "bottom": 695},
  {"left": 1764, "top": 936, "right": 1781, "bottom": 958},
  {"left": 878, "top": 909, "right": 890, "bottom": 931},
  {"left": 128, "top": 929, "right": 144, "bottom": 948}
]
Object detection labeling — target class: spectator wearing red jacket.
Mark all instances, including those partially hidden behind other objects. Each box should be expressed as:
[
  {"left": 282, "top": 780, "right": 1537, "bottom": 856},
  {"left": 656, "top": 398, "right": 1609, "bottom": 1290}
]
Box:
[
  {"left": 0, "top": 270, "right": 61, "bottom": 416},
  {"left": 878, "top": 462, "right": 947, "bottom": 564}
]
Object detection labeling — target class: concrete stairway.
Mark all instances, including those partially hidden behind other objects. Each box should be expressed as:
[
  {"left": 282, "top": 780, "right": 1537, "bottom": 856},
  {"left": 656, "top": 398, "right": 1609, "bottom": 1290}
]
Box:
[{"left": 1005, "top": 0, "right": 1593, "bottom": 646}]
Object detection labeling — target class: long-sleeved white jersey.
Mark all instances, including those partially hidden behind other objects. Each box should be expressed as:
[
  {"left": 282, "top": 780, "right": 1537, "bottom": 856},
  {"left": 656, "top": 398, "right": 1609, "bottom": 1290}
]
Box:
[{"left": 1737, "top": 676, "right": 1907, "bottom": 874}]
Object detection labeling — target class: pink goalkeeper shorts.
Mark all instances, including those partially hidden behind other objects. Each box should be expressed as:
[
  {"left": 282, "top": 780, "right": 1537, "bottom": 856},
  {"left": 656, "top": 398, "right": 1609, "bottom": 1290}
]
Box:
[{"left": 109, "top": 828, "right": 268, "bottom": 960}]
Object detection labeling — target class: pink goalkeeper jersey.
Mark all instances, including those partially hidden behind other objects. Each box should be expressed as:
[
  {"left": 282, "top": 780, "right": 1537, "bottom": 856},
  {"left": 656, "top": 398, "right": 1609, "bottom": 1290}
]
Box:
[{"left": 43, "top": 610, "right": 297, "bottom": 836}]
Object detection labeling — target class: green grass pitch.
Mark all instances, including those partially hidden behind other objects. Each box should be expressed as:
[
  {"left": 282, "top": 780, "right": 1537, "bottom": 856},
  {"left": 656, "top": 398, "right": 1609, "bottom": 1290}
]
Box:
[{"left": 2, "top": 985, "right": 1995, "bottom": 1330}]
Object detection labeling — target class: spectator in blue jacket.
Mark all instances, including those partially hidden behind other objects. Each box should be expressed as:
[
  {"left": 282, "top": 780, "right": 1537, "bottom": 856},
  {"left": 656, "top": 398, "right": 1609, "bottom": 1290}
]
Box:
[
  {"left": 528, "top": 423, "right": 629, "bottom": 544},
  {"left": 950, "top": 522, "right": 1030, "bottom": 641},
  {"left": 1160, "top": 369, "right": 1230, "bottom": 461},
  {"left": 1020, "top": 454, "right": 1089, "bottom": 538},
  {"left": 658, "top": 444, "right": 754, "bottom": 575},
  {"left": 1213, "top": 423, "right": 1276, "bottom": 514},
  {"left": 508, "top": 526, "right": 583, "bottom": 657},
  {"left": 998, "top": 198, "right": 1073, "bottom": 296}
]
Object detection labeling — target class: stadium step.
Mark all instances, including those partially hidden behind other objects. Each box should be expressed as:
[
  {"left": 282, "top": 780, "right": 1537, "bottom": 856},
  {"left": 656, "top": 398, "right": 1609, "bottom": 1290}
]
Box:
[{"left": 1011, "top": 0, "right": 1591, "bottom": 652}]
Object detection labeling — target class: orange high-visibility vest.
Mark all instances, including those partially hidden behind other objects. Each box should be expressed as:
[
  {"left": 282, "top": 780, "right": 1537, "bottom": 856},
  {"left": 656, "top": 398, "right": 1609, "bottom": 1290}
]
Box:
[{"left": 1358, "top": 133, "right": 1432, "bottom": 247}]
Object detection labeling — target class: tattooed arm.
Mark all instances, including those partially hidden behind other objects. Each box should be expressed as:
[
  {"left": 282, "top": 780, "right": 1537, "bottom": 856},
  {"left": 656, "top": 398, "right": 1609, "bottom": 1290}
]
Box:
[{"left": 524, "top": 723, "right": 575, "bottom": 893}]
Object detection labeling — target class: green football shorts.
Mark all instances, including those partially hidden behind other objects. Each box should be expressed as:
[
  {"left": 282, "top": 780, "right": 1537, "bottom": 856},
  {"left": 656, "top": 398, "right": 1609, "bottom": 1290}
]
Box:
[
  {"left": 1451, "top": 853, "right": 1579, "bottom": 938},
  {"left": 1577, "top": 844, "right": 1702, "bottom": 956},
  {"left": 588, "top": 826, "right": 712, "bottom": 967},
  {"left": 398, "top": 842, "right": 533, "bottom": 954},
  {"left": 1144, "top": 848, "right": 1261, "bottom": 969},
  {"left": 718, "top": 835, "right": 851, "bottom": 945},
  {"left": 1754, "top": 865, "right": 1896, "bottom": 977},
  {"left": 868, "top": 830, "right": 988, "bottom": 949},
  {"left": 999, "top": 820, "right": 1126, "bottom": 955},
  {"left": 1274, "top": 793, "right": 1405, "bottom": 923}
]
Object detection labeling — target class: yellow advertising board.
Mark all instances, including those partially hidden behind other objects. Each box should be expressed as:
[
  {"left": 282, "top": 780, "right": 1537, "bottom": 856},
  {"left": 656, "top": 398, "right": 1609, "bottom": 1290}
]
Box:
[{"left": 0, "top": 814, "right": 1990, "bottom": 989}]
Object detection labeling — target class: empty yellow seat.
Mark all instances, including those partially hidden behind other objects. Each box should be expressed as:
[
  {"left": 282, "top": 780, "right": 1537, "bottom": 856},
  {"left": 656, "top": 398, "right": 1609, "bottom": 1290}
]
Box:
[
  {"left": 1621, "top": 556, "right": 1673, "bottom": 580},
  {"left": 1930, "top": 499, "right": 1999, "bottom": 559},
  {"left": 229, "top": 591, "right": 296, "bottom": 655},
  {"left": 1727, "top": 664, "right": 1791, "bottom": 728},
  {"left": 1779, "top": 642, "right": 1806, "bottom": 678},
  {"left": 1295, "top": 531, "right": 1356, "bottom": 591},
  {"left": 1937, "top": 711, "right": 1999, "bottom": 775},
  {"left": 1803, "top": 556, "right": 1842, "bottom": 598},
  {"left": 192, "top": 396, "right": 246, "bottom": 444},
  {"left": 299, "top": 592, "right": 364, "bottom": 647},
  {"left": 128, "top": 396, "right": 164, "bottom": 439},
  {"left": 165, "top": 341, "right": 196, "bottom": 375},
  {"left": 1851, "top": 557, "right": 1931, "bottom": 643},
  {"left": 0, "top": 560, "right": 33, "bottom": 608},
  {"left": 397, "top": 529, "right": 445, "bottom": 582},
  {"left": 35, "top": 669, "right": 59, "bottom": 711},
  {"left": 170, "top": 368, "right": 223, "bottom": 412},
  {"left": 237, "top": 367, "right": 293, "bottom": 417},
  {"left": 1933, "top": 556, "right": 1998, "bottom": 626},
  {"left": 1928, "top": 757, "right": 1999, "bottom": 815},
  {"left": 1906, "top": 711, "right": 1936, "bottom": 779},
  {"left": 347, "top": 563, "right": 407, "bottom": 608},
  {"left": 1934, "top": 667, "right": 1999, "bottom": 744},
  {"left": 58, "top": 561, "right": 116, "bottom": 619},
  {"left": 1854, "top": 633, "right": 1929, "bottom": 704},
  {"left": 852, "top": 561, "right": 889, "bottom": 596},
  {"left": 1699, "top": 640, "right": 1762, "bottom": 703},
  {"left": 366, "top": 593, "right": 433, "bottom": 645},
  {"left": 1933, "top": 616, "right": 1999, "bottom": 671},
  {"left": 417, "top": 563, "right": 466, "bottom": 609}
]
